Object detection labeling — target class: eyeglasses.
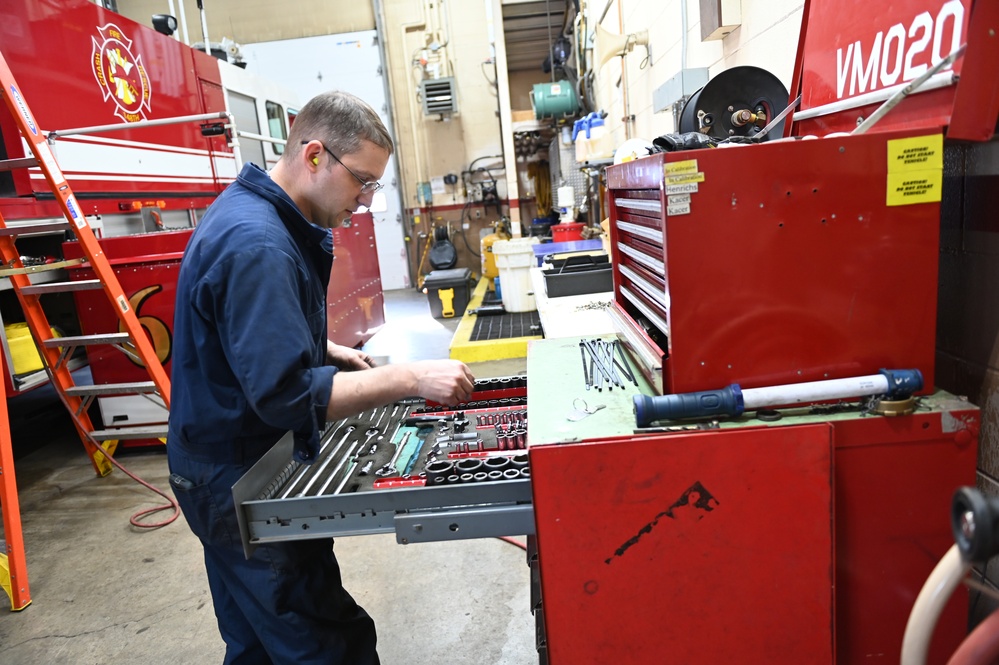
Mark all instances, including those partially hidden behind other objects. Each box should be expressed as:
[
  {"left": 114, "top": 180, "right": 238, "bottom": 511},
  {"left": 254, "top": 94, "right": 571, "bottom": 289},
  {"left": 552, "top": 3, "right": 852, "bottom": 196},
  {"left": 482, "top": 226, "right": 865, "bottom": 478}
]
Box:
[{"left": 302, "top": 140, "right": 383, "bottom": 194}]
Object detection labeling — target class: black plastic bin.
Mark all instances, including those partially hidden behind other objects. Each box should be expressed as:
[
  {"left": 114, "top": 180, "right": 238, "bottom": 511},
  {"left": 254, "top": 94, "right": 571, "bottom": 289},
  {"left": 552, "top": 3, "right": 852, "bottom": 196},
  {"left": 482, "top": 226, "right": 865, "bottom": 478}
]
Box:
[
  {"left": 541, "top": 254, "right": 613, "bottom": 297},
  {"left": 423, "top": 268, "right": 472, "bottom": 318}
]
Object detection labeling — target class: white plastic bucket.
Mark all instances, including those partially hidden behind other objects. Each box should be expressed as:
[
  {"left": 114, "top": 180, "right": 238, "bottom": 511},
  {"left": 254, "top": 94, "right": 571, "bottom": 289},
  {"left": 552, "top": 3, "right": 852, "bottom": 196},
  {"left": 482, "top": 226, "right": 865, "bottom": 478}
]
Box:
[{"left": 492, "top": 237, "right": 539, "bottom": 312}]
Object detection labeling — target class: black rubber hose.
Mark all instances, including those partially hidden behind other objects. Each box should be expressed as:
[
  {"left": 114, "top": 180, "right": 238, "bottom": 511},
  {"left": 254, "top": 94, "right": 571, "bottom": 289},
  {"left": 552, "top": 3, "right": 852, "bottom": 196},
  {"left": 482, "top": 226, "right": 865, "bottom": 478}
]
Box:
[{"left": 952, "top": 487, "right": 999, "bottom": 563}]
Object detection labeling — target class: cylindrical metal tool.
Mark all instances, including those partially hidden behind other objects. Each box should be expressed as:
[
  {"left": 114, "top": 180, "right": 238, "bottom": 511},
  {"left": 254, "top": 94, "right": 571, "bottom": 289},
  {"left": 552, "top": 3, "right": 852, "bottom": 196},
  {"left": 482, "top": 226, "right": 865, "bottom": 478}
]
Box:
[
  {"left": 633, "top": 369, "right": 923, "bottom": 427},
  {"left": 484, "top": 456, "right": 510, "bottom": 472},
  {"left": 425, "top": 460, "right": 454, "bottom": 484},
  {"left": 297, "top": 426, "right": 356, "bottom": 496},
  {"left": 455, "top": 458, "right": 484, "bottom": 476}
]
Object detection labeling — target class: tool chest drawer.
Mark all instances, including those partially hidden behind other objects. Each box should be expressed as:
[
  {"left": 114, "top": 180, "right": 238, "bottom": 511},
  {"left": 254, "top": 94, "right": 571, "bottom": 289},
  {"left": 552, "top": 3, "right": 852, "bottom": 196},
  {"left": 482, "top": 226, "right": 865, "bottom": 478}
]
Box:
[{"left": 233, "top": 377, "right": 535, "bottom": 555}]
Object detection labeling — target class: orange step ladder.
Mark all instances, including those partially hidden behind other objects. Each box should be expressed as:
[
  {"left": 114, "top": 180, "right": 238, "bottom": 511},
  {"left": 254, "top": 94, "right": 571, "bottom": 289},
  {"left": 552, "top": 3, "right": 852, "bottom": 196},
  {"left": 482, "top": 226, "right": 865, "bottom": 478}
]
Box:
[{"left": 0, "top": 52, "right": 172, "bottom": 611}]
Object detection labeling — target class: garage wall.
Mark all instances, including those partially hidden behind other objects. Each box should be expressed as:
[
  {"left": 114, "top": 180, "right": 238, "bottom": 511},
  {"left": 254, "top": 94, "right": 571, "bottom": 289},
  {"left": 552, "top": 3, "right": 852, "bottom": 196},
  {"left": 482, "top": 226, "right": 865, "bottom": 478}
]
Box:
[{"left": 588, "top": 0, "right": 803, "bottom": 147}]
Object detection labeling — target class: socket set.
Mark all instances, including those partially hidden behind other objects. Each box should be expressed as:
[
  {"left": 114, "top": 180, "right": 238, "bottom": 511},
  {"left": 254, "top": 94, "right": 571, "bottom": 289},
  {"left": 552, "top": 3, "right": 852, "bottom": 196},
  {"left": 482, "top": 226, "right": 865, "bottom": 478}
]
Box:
[{"left": 233, "top": 391, "right": 535, "bottom": 551}]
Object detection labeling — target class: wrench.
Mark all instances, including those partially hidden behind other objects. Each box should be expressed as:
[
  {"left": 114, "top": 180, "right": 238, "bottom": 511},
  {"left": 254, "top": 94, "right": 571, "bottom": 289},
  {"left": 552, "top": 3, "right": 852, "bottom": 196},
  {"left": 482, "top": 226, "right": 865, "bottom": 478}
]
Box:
[
  {"left": 317, "top": 438, "right": 362, "bottom": 495},
  {"left": 376, "top": 431, "right": 411, "bottom": 477},
  {"left": 297, "top": 426, "right": 355, "bottom": 496},
  {"left": 278, "top": 420, "right": 348, "bottom": 499}
]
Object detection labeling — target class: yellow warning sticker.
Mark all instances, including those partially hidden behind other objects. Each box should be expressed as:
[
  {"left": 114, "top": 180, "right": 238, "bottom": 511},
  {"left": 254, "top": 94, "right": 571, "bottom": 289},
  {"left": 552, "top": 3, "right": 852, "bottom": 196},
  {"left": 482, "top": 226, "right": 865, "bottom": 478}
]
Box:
[
  {"left": 886, "top": 170, "right": 942, "bottom": 206},
  {"left": 665, "top": 172, "right": 705, "bottom": 185},
  {"left": 887, "top": 134, "right": 943, "bottom": 172},
  {"left": 886, "top": 134, "right": 942, "bottom": 206},
  {"left": 665, "top": 159, "right": 698, "bottom": 175}
]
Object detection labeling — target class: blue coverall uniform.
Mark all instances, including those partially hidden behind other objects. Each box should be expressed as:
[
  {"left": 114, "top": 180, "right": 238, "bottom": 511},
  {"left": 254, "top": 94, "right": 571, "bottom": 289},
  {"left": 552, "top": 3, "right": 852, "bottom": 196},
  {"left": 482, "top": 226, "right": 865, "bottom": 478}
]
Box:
[{"left": 167, "top": 163, "right": 379, "bottom": 665}]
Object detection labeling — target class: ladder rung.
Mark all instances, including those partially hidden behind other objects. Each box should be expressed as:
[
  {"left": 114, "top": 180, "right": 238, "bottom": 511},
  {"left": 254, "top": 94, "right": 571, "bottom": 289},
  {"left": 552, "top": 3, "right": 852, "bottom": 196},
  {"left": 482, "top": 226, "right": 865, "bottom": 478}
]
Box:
[
  {"left": 0, "top": 221, "right": 70, "bottom": 236},
  {"left": 64, "top": 381, "right": 159, "bottom": 397},
  {"left": 43, "top": 333, "right": 131, "bottom": 348},
  {"left": 18, "top": 279, "right": 104, "bottom": 295},
  {"left": 89, "top": 425, "right": 169, "bottom": 442},
  {"left": 0, "top": 156, "right": 38, "bottom": 172}
]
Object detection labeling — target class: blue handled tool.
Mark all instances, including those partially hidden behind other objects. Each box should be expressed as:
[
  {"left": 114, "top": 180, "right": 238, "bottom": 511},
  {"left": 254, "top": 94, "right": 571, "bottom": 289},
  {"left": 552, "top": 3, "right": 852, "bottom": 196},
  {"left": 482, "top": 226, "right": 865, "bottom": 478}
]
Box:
[{"left": 633, "top": 369, "right": 923, "bottom": 428}]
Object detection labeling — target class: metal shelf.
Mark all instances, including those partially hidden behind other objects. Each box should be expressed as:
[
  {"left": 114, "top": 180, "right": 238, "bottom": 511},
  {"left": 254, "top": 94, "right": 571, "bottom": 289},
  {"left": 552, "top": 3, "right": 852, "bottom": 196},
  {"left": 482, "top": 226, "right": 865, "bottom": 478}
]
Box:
[{"left": 0, "top": 268, "right": 69, "bottom": 292}]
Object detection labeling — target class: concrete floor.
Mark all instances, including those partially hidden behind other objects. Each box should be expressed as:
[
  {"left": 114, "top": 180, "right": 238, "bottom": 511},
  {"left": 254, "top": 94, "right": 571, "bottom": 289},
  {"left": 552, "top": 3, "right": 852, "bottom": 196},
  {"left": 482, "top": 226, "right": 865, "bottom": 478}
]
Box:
[{"left": 0, "top": 289, "right": 536, "bottom": 664}]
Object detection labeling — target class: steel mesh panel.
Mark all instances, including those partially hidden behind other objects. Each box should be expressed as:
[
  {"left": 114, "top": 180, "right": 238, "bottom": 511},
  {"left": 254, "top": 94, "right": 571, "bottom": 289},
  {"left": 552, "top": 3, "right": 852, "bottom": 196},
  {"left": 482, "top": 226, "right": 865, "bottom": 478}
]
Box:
[{"left": 470, "top": 311, "right": 542, "bottom": 341}]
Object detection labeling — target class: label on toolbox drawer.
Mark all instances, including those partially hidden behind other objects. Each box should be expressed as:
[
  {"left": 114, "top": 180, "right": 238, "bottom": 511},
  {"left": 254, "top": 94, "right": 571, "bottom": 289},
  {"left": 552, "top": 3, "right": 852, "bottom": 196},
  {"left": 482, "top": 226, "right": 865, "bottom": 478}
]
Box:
[
  {"left": 667, "top": 191, "right": 692, "bottom": 216},
  {"left": 665, "top": 182, "right": 699, "bottom": 195},
  {"left": 664, "top": 157, "right": 702, "bottom": 208},
  {"left": 665, "top": 159, "right": 698, "bottom": 175}
]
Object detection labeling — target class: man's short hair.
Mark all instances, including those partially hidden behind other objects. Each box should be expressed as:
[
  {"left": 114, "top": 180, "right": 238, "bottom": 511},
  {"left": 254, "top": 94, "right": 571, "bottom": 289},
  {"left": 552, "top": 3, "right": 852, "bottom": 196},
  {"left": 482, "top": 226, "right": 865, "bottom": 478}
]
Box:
[{"left": 286, "top": 90, "right": 394, "bottom": 159}]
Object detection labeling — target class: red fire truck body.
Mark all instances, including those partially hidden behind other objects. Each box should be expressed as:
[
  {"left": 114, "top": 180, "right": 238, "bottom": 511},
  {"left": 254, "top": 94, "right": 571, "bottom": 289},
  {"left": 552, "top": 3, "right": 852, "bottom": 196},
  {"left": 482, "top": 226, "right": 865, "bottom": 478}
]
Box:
[{"left": 0, "top": 1, "right": 386, "bottom": 410}]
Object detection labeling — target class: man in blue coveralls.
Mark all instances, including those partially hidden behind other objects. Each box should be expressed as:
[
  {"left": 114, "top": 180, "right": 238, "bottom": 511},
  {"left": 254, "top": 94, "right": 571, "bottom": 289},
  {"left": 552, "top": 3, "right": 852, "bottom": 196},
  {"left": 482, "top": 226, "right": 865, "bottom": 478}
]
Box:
[{"left": 167, "top": 90, "right": 475, "bottom": 664}]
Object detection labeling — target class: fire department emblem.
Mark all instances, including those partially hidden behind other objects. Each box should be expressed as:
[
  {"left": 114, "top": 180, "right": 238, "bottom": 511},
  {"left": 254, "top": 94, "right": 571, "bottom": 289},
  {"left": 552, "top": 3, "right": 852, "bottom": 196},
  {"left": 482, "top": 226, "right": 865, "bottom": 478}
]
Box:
[{"left": 91, "top": 23, "right": 151, "bottom": 122}]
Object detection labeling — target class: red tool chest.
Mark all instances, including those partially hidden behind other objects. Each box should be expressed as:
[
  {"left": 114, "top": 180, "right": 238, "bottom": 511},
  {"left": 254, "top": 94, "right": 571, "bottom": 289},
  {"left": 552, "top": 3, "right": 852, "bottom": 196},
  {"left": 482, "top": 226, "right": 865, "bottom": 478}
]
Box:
[
  {"left": 529, "top": 0, "right": 994, "bottom": 662},
  {"left": 606, "top": 130, "right": 941, "bottom": 396}
]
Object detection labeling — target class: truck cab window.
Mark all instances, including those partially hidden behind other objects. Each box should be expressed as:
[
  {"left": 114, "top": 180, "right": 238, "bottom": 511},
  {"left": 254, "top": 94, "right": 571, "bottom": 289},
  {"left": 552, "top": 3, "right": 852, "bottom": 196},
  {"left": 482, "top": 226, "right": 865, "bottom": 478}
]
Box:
[{"left": 266, "top": 101, "right": 286, "bottom": 155}]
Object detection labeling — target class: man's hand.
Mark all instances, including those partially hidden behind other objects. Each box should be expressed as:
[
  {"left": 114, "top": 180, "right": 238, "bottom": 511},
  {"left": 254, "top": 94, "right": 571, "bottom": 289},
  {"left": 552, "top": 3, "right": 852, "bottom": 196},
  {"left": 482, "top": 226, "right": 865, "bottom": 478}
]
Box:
[
  {"left": 410, "top": 359, "right": 476, "bottom": 405},
  {"left": 326, "top": 340, "right": 376, "bottom": 371}
]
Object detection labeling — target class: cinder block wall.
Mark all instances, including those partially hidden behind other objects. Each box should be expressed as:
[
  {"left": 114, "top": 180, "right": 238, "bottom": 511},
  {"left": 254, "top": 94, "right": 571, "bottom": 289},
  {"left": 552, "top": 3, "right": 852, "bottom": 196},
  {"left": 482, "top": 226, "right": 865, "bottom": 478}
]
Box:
[{"left": 937, "top": 139, "right": 999, "bottom": 623}]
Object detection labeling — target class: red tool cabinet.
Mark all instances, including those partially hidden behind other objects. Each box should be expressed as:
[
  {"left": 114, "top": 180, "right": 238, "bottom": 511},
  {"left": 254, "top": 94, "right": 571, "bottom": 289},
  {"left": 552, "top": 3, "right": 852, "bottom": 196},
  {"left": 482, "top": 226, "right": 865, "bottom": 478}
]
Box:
[
  {"left": 526, "top": 338, "right": 978, "bottom": 664},
  {"left": 523, "top": 1, "right": 995, "bottom": 662},
  {"left": 606, "top": 130, "right": 942, "bottom": 396}
]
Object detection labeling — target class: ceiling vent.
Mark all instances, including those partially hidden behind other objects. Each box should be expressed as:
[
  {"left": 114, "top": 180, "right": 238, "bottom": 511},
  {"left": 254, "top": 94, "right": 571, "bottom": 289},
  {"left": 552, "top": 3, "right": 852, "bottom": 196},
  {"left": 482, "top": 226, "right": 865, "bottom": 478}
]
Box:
[{"left": 420, "top": 78, "right": 458, "bottom": 116}]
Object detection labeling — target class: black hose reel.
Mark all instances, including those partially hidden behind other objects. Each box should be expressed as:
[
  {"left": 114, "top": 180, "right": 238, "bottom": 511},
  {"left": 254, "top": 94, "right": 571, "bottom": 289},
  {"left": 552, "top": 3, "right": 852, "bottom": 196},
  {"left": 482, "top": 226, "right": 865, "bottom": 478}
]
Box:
[
  {"left": 428, "top": 225, "right": 457, "bottom": 270},
  {"left": 678, "top": 66, "right": 790, "bottom": 142},
  {"left": 952, "top": 487, "right": 999, "bottom": 564}
]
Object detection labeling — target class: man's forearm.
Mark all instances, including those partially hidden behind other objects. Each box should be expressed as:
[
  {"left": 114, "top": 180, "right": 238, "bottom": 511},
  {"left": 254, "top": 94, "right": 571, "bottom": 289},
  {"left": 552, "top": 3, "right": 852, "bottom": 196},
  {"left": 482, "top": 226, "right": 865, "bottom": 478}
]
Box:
[
  {"left": 324, "top": 359, "right": 475, "bottom": 421},
  {"left": 325, "top": 365, "right": 417, "bottom": 421}
]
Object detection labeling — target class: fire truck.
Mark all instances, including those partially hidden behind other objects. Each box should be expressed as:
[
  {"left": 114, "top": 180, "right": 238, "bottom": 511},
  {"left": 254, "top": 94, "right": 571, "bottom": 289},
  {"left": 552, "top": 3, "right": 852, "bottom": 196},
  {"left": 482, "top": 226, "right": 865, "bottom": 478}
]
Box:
[{"left": 0, "top": 0, "right": 386, "bottom": 428}]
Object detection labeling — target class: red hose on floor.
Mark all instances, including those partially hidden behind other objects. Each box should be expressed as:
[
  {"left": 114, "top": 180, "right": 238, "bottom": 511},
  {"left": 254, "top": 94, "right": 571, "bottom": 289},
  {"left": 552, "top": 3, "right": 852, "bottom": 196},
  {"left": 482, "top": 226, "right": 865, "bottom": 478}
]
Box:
[{"left": 497, "top": 536, "right": 527, "bottom": 551}]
